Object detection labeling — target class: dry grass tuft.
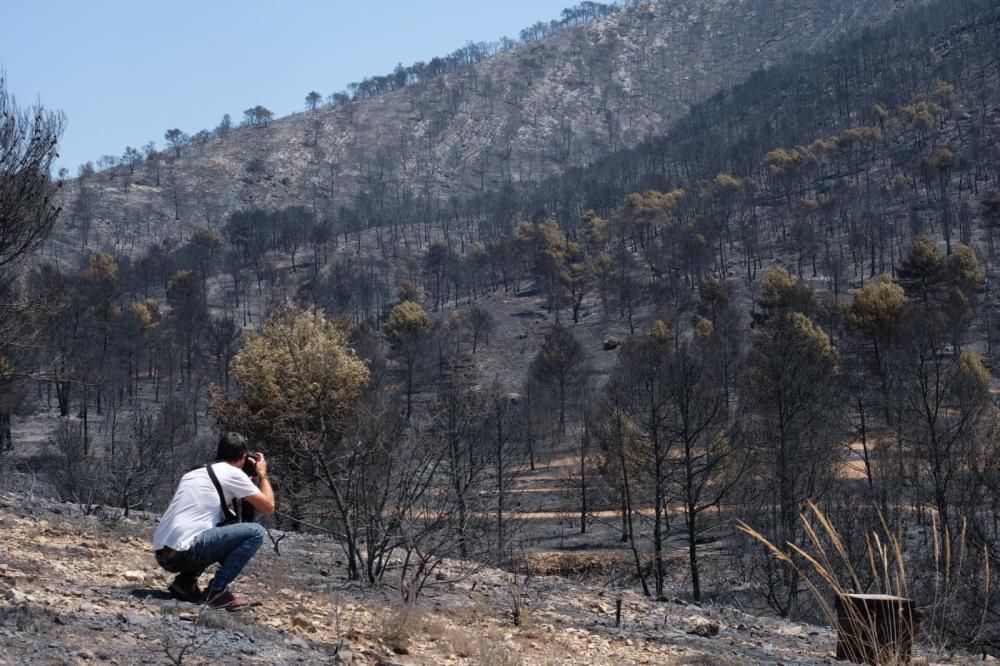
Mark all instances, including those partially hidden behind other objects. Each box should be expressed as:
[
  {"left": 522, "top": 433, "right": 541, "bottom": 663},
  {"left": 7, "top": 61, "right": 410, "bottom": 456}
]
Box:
[
  {"left": 377, "top": 601, "right": 425, "bottom": 645},
  {"left": 197, "top": 608, "right": 244, "bottom": 631},
  {"left": 738, "top": 502, "right": 990, "bottom": 665},
  {"left": 444, "top": 626, "right": 478, "bottom": 658},
  {"left": 477, "top": 636, "right": 523, "bottom": 666},
  {"left": 419, "top": 614, "right": 448, "bottom": 641}
]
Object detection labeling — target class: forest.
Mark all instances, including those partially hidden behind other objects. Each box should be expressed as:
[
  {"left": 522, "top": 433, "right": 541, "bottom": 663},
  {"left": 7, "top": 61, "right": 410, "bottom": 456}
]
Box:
[{"left": 4, "top": 0, "right": 1000, "bottom": 655}]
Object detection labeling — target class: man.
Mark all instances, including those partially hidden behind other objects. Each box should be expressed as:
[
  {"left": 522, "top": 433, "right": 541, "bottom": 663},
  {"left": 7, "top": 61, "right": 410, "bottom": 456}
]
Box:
[{"left": 153, "top": 433, "right": 275, "bottom": 610}]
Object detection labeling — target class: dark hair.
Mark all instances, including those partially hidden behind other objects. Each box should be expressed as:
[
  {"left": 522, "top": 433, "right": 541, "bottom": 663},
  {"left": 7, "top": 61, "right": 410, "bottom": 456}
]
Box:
[{"left": 216, "top": 432, "right": 249, "bottom": 462}]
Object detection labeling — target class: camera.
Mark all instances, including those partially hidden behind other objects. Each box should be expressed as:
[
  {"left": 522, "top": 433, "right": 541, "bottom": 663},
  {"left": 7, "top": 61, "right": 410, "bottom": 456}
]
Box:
[{"left": 243, "top": 452, "right": 260, "bottom": 477}]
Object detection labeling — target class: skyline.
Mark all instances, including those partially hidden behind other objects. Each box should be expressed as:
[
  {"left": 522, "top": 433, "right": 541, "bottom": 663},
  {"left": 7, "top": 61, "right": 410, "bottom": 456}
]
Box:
[{"left": 3, "top": 0, "right": 577, "bottom": 174}]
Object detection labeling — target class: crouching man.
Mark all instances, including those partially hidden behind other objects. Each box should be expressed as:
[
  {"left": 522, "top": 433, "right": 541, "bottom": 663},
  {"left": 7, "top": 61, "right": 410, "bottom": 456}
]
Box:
[{"left": 152, "top": 433, "right": 275, "bottom": 610}]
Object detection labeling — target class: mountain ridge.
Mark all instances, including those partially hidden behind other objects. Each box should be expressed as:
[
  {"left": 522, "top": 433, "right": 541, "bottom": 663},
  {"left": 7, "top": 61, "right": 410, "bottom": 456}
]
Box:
[{"left": 50, "top": 0, "right": 928, "bottom": 261}]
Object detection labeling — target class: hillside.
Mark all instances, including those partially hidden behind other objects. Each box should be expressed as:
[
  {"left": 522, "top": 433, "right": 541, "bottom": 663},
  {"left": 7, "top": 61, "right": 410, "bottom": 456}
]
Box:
[
  {"left": 49, "top": 0, "right": 926, "bottom": 260},
  {"left": 6, "top": 0, "right": 1000, "bottom": 660},
  {"left": 0, "top": 491, "right": 970, "bottom": 665},
  {"left": 524, "top": 0, "right": 1000, "bottom": 222}
]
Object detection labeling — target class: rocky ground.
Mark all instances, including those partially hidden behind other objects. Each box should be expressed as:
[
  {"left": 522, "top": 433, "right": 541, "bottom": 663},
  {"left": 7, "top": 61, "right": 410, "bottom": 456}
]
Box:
[{"left": 0, "top": 492, "right": 980, "bottom": 665}]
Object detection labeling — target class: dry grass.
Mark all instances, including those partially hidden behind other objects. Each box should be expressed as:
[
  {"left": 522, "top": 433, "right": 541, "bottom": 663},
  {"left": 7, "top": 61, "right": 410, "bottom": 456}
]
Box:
[
  {"left": 197, "top": 608, "right": 244, "bottom": 631},
  {"left": 377, "top": 600, "right": 425, "bottom": 645},
  {"left": 525, "top": 551, "right": 626, "bottom": 578},
  {"left": 444, "top": 626, "right": 479, "bottom": 658},
  {"left": 477, "top": 635, "right": 523, "bottom": 666},
  {"left": 506, "top": 570, "right": 531, "bottom": 628},
  {"left": 411, "top": 613, "right": 481, "bottom": 658},
  {"left": 738, "top": 502, "right": 990, "bottom": 665},
  {"left": 420, "top": 613, "right": 447, "bottom": 638}
]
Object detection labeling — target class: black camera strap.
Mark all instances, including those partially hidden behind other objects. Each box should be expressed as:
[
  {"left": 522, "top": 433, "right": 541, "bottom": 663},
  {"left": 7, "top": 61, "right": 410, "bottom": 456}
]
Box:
[{"left": 205, "top": 463, "right": 241, "bottom": 525}]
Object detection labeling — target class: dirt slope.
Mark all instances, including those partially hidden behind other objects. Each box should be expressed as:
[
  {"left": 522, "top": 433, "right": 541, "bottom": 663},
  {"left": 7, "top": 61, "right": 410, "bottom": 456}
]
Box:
[{"left": 0, "top": 491, "right": 974, "bottom": 665}]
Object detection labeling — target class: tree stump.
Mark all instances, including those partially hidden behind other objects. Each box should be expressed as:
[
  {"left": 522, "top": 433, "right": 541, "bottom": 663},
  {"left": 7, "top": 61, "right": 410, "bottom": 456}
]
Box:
[{"left": 835, "top": 593, "right": 919, "bottom": 665}]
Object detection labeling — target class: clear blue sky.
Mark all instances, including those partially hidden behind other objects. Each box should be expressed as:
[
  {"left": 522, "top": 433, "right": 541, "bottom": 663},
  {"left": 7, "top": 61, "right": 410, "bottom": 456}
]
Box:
[{"left": 3, "top": 0, "right": 574, "bottom": 174}]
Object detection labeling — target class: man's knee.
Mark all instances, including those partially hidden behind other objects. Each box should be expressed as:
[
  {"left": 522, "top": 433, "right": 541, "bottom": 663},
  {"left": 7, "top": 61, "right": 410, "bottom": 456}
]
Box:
[{"left": 246, "top": 522, "right": 266, "bottom": 545}]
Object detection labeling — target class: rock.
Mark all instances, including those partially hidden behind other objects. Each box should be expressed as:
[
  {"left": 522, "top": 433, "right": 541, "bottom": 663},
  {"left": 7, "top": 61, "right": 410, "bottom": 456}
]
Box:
[
  {"left": 334, "top": 647, "right": 354, "bottom": 664},
  {"left": 687, "top": 618, "right": 721, "bottom": 637},
  {"left": 292, "top": 613, "right": 312, "bottom": 629},
  {"left": 603, "top": 337, "right": 621, "bottom": 350},
  {"left": 80, "top": 601, "right": 95, "bottom": 613},
  {"left": 122, "top": 570, "right": 145, "bottom": 582},
  {"left": 119, "top": 611, "right": 147, "bottom": 626},
  {"left": 289, "top": 635, "right": 310, "bottom": 650},
  {"left": 77, "top": 649, "right": 95, "bottom": 660},
  {"left": 4, "top": 588, "right": 27, "bottom": 604}
]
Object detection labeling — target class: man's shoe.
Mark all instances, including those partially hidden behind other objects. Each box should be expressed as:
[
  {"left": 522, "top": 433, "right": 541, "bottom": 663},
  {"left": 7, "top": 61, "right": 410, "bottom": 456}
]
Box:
[
  {"left": 203, "top": 589, "right": 248, "bottom": 611},
  {"left": 168, "top": 573, "right": 202, "bottom": 603}
]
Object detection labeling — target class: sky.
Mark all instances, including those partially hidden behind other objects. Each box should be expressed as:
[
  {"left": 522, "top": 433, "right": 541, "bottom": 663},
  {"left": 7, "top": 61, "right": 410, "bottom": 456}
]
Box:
[{"left": 3, "top": 0, "right": 575, "bottom": 174}]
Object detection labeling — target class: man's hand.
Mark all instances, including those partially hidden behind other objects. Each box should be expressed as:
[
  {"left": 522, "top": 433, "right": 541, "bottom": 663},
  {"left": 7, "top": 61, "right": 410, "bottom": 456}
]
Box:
[{"left": 246, "top": 452, "right": 275, "bottom": 514}]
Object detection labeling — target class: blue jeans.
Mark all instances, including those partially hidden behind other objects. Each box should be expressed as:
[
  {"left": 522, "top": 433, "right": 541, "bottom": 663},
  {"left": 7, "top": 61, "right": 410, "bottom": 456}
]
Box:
[{"left": 156, "top": 523, "right": 266, "bottom": 594}]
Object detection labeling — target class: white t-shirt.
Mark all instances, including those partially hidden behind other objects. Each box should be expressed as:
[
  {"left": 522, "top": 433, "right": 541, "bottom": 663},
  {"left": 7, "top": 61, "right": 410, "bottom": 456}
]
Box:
[{"left": 153, "top": 463, "right": 259, "bottom": 551}]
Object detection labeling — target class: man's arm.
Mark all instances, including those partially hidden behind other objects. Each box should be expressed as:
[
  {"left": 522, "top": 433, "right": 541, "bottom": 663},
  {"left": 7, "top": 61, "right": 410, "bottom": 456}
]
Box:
[{"left": 244, "top": 453, "right": 275, "bottom": 514}]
